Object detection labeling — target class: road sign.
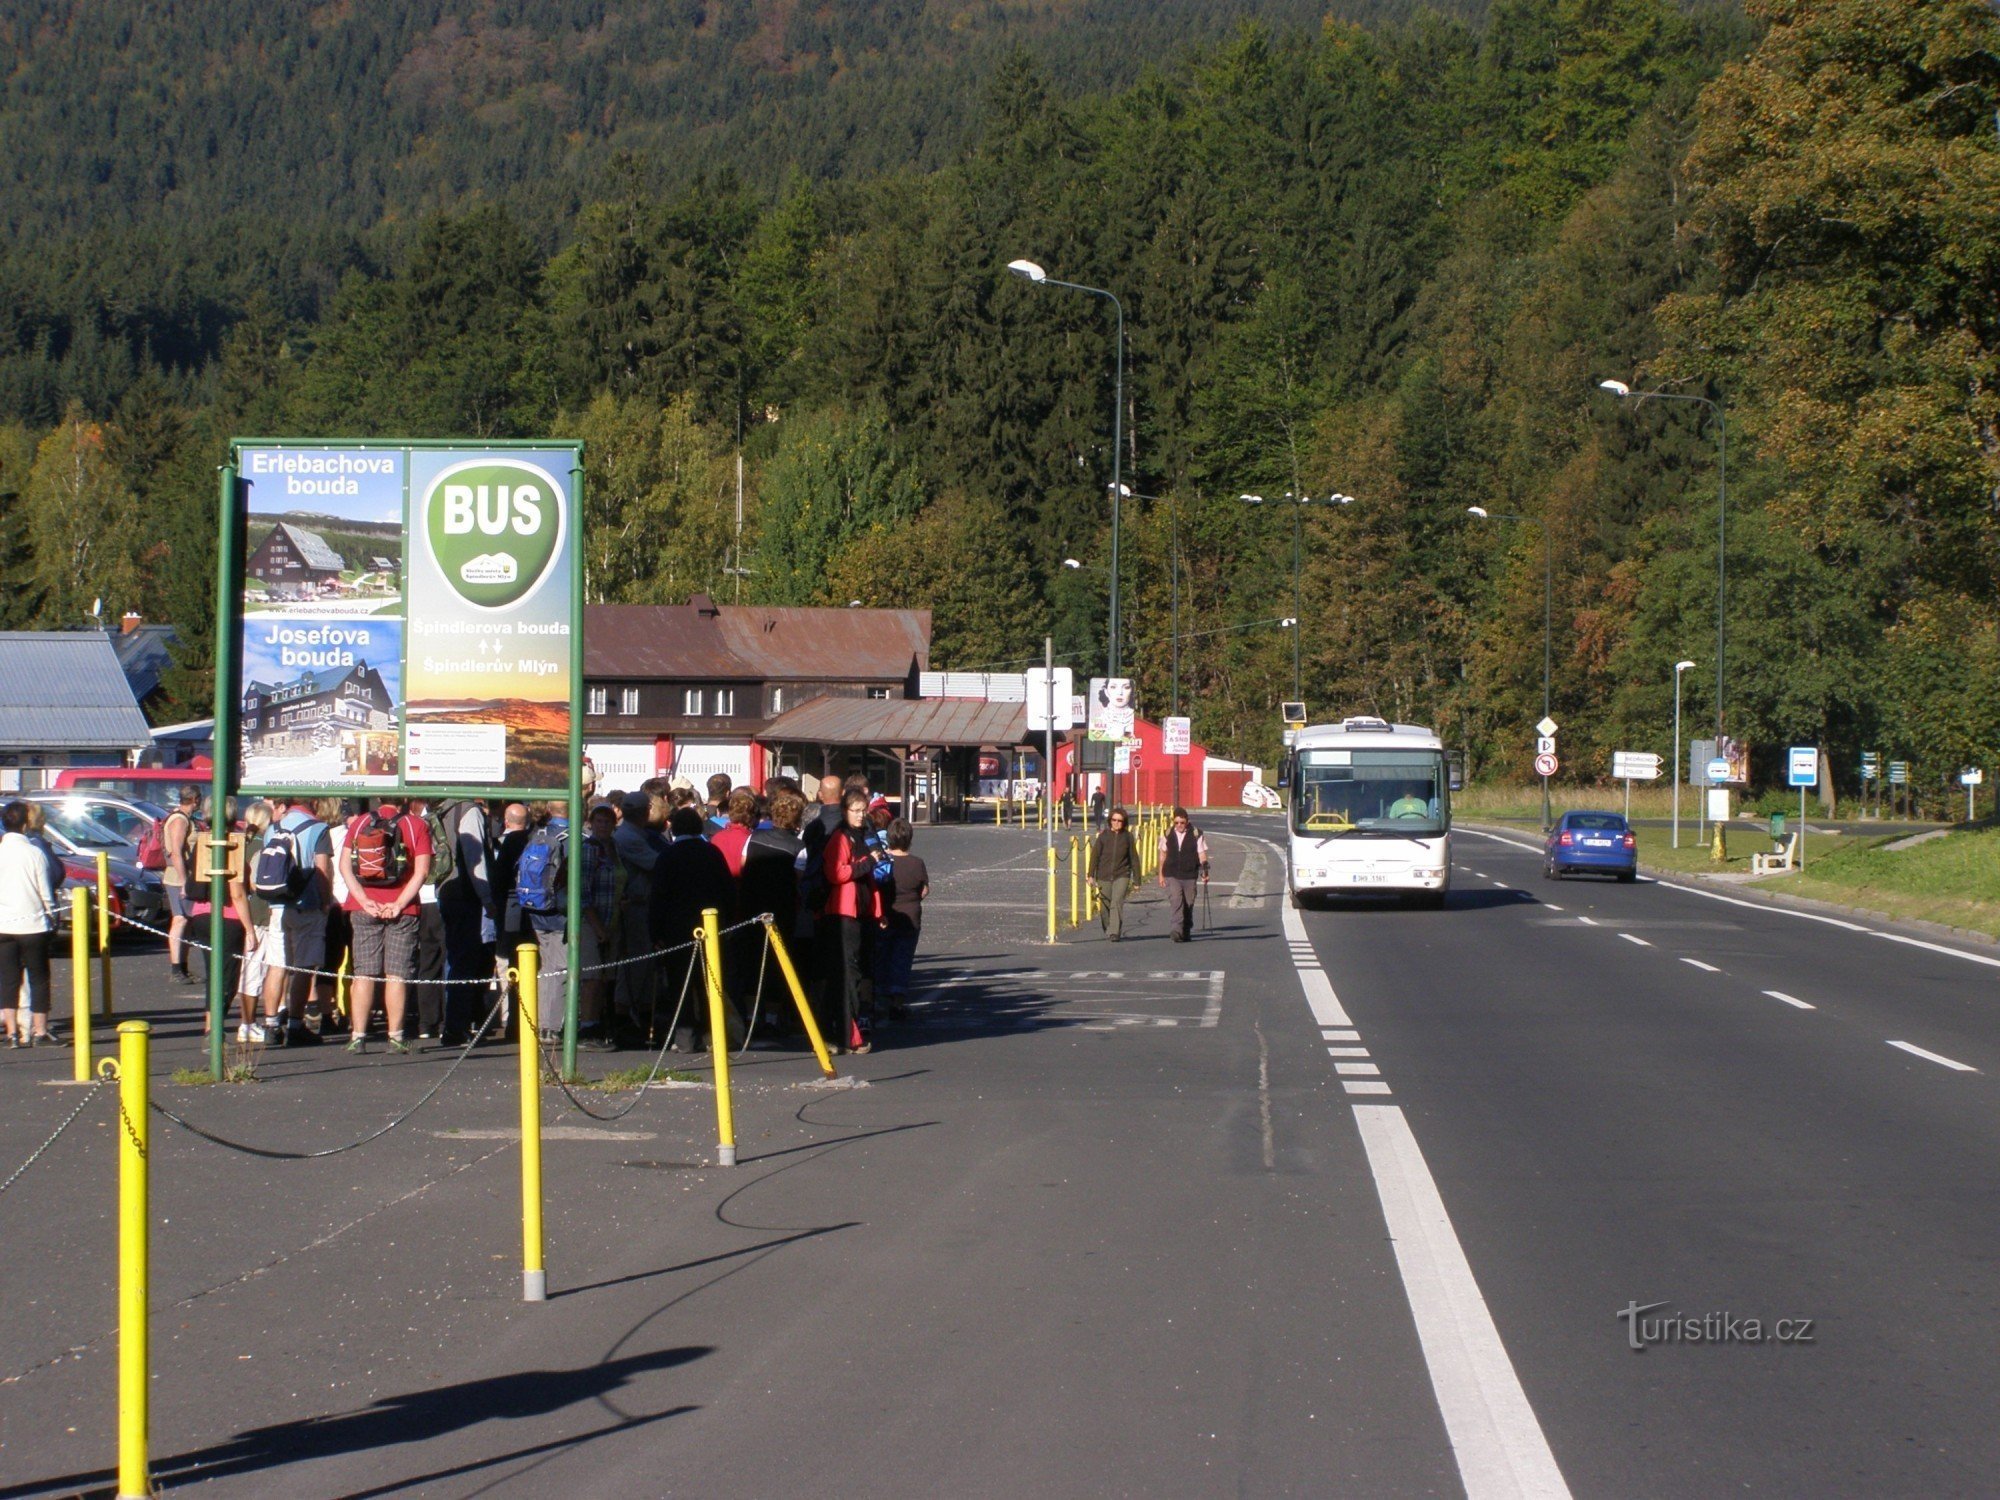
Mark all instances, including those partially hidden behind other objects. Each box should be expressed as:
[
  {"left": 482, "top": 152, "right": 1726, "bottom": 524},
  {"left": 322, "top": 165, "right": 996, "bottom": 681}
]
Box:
[
  {"left": 1889, "top": 761, "right": 1909, "bottom": 785},
  {"left": 1860, "top": 762, "right": 1878, "bottom": 781},
  {"left": 1280, "top": 701, "right": 1307, "bottom": 726},
  {"left": 1282, "top": 727, "right": 1298, "bottom": 747},
  {"left": 1163, "top": 716, "right": 1192, "bottom": 756},
  {"left": 1024, "top": 668, "right": 1075, "bottom": 731},
  {"left": 1787, "top": 746, "right": 1819, "bottom": 788},
  {"left": 1962, "top": 768, "right": 1985, "bottom": 786},
  {"left": 1536, "top": 716, "right": 1559, "bottom": 738},
  {"left": 1706, "top": 757, "right": 1730, "bottom": 783},
  {"left": 1612, "top": 751, "right": 1662, "bottom": 780},
  {"left": 1690, "top": 738, "right": 1717, "bottom": 785},
  {"left": 1536, "top": 735, "right": 1556, "bottom": 756},
  {"left": 1534, "top": 752, "right": 1558, "bottom": 777}
]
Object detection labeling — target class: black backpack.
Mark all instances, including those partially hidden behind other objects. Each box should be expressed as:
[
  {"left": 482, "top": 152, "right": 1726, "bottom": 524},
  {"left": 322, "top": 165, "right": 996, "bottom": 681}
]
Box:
[{"left": 250, "top": 822, "right": 318, "bottom": 906}]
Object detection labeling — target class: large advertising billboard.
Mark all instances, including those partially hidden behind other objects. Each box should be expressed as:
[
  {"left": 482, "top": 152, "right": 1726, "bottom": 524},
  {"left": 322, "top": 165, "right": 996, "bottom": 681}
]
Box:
[
  {"left": 1087, "top": 677, "right": 1137, "bottom": 743},
  {"left": 232, "top": 441, "right": 580, "bottom": 795}
]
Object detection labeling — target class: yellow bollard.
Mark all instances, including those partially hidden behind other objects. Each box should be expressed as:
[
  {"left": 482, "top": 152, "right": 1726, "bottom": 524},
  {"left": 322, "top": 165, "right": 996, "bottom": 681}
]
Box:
[
  {"left": 95, "top": 851, "right": 114, "bottom": 1018},
  {"left": 1046, "top": 845, "right": 1058, "bottom": 944},
  {"left": 1069, "top": 836, "right": 1080, "bottom": 929},
  {"left": 515, "top": 943, "right": 546, "bottom": 1303},
  {"left": 700, "top": 909, "right": 737, "bottom": 1167},
  {"left": 993, "top": 796, "right": 1002, "bottom": 827},
  {"left": 764, "top": 921, "right": 835, "bottom": 1078},
  {"left": 114, "top": 1021, "right": 149, "bottom": 1500},
  {"left": 1712, "top": 823, "right": 1727, "bottom": 863},
  {"left": 71, "top": 889, "right": 91, "bottom": 1083}
]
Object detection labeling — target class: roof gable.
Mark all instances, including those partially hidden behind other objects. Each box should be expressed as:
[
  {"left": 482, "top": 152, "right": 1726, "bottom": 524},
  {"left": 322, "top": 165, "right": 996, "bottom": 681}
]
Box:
[{"left": 0, "top": 632, "right": 154, "bottom": 749}]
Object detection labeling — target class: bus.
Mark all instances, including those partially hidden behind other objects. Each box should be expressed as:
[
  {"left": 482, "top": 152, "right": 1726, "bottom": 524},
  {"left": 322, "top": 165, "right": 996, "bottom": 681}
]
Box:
[{"left": 1285, "top": 717, "right": 1451, "bottom": 908}]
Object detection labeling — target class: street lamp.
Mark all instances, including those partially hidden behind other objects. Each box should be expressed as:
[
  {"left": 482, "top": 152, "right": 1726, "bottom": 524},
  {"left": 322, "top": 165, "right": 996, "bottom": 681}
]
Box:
[
  {"left": 1008, "top": 258, "right": 1126, "bottom": 679},
  {"left": 1600, "top": 378, "right": 1728, "bottom": 737},
  {"left": 1240, "top": 491, "right": 1354, "bottom": 707},
  {"left": 1467, "top": 504, "right": 1553, "bottom": 831},
  {"left": 1673, "top": 658, "right": 1696, "bottom": 848}
]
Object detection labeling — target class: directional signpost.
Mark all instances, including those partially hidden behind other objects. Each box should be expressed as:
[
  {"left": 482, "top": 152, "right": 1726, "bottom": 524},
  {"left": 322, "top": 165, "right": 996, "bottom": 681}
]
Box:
[
  {"left": 1787, "top": 746, "right": 1819, "bottom": 869},
  {"left": 1962, "top": 767, "right": 1984, "bottom": 822},
  {"left": 1612, "top": 750, "right": 1662, "bottom": 820}
]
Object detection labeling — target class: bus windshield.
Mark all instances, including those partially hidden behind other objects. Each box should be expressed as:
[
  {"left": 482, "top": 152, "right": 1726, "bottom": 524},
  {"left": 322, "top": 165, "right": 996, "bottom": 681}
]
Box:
[{"left": 1292, "top": 749, "right": 1449, "bottom": 837}]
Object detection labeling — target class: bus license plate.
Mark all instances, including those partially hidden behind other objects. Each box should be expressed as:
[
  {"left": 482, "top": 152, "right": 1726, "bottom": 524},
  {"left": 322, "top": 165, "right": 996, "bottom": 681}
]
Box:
[{"left": 1351, "top": 872, "right": 1387, "bottom": 883}]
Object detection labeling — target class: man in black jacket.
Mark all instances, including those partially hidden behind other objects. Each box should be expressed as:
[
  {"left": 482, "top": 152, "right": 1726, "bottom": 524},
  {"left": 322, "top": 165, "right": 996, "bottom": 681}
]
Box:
[
  {"left": 651, "top": 806, "right": 739, "bottom": 1051},
  {"left": 1158, "top": 807, "right": 1210, "bottom": 943}
]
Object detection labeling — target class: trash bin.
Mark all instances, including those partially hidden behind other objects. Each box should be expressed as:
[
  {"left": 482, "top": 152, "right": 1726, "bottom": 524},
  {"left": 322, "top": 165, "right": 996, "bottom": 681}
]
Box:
[{"left": 1769, "top": 811, "right": 1786, "bottom": 845}]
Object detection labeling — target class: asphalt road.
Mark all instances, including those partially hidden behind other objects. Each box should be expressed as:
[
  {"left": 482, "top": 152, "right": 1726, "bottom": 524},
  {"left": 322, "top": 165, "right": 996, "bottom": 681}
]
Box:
[{"left": 1, "top": 815, "right": 1997, "bottom": 1496}]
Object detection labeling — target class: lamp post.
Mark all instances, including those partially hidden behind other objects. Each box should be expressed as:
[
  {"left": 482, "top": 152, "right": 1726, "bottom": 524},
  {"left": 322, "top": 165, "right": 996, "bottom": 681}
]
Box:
[
  {"left": 1240, "top": 491, "right": 1354, "bottom": 707},
  {"left": 1600, "top": 379, "right": 1728, "bottom": 737},
  {"left": 1672, "top": 658, "right": 1696, "bottom": 848},
  {"left": 1467, "top": 505, "right": 1553, "bottom": 832}
]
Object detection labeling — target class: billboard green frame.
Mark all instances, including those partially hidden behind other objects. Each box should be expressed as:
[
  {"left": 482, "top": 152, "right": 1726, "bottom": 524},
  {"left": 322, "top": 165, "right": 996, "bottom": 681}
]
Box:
[{"left": 207, "top": 438, "right": 588, "bottom": 1079}]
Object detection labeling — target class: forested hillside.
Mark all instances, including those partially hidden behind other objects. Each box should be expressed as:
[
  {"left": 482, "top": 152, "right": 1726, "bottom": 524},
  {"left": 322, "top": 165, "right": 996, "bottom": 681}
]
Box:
[{"left": 3, "top": 0, "right": 1997, "bottom": 808}]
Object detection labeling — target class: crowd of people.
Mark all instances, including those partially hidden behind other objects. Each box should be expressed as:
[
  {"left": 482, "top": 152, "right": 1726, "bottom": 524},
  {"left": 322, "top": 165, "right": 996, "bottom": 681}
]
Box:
[{"left": 142, "top": 770, "right": 929, "bottom": 1059}]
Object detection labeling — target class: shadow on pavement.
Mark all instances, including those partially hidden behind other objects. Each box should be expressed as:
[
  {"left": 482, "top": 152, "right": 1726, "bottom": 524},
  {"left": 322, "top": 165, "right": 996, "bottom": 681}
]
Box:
[{"left": 0, "top": 1347, "right": 710, "bottom": 1500}]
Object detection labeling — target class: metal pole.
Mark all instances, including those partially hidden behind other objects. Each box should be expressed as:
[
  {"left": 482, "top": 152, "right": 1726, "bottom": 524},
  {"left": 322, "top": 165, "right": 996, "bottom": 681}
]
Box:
[
  {"left": 1171, "top": 502, "right": 1181, "bottom": 809},
  {"left": 515, "top": 942, "right": 546, "bottom": 1302},
  {"left": 1045, "top": 636, "right": 1057, "bottom": 944},
  {"left": 1716, "top": 407, "right": 1727, "bottom": 737},
  {"left": 1541, "top": 522, "right": 1552, "bottom": 833},
  {"left": 207, "top": 461, "right": 242, "bottom": 1081},
  {"left": 563, "top": 453, "right": 586, "bottom": 1080},
  {"left": 1292, "top": 502, "right": 1303, "bottom": 704},
  {"left": 116, "top": 1020, "right": 151, "bottom": 1500},
  {"left": 1673, "top": 673, "right": 1683, "bottom": 850}
]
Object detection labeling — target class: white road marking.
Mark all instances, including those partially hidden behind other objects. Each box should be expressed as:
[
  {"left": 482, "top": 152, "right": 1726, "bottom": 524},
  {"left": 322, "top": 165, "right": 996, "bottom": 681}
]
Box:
[
  {"left": 1353, "top": 1106, "right": 1573, "bottom": 1499},
  {"left": 1619, "top": 933, "right": 1650, "bottom": 947},
  {"left": 1327, "top": 1047, "right": 1371, "bottom": 1057},
  {"left": 1322, "top": 1028, "right": 1361, "bottom": 1041},
  {"left": 1543, "top": 904, "right": 1564, "bottom": 912},
  {"left": 1336, "top": 1062, "right": 1382, "bottom": 1076},
  {"left": 1490, "top": 881, "right": 1510, "bottom": 889},
  {"left": 1763, "top": 990, "right": 1815, "bottom": 1010},
  {"left": 1344, "top": 1080, "right": 1393, "bottom": 1095},
  {"left": 1888, "top": 1040, "right": 1977, "bottom": 1072},
  {"left": 1282, "top": 902, "right": 1352, "bottom": 1027},
  {"left": 1257, "top": 1023, "right": 1276, "bottom": 1169},
  {"left": 1576, "top": 916, "right": 1597, "bottom": 927},
  {"left": 1680, "top": 958, "right": 1720, "bottom": 973}
]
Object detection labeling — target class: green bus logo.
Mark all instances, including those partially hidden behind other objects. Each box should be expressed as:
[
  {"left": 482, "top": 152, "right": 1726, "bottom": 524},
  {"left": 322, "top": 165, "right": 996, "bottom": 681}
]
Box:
[{"left": 421, "top": 459, "right": 566, "bottom": 610}]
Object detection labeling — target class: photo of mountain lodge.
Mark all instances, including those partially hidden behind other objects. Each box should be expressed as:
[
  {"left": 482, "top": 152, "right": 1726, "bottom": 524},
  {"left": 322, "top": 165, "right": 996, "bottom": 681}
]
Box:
[
  {"left": 239, "top": 618, "right": 402, "bottom": 788},
  {"left": 239, "top": 446, "right": 406, "bottom": 617}
]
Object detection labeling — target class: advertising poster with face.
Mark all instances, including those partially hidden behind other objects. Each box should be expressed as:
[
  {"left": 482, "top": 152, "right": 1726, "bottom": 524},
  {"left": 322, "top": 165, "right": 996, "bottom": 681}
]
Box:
[{"left": 1087, "top": 677, "right": 1137, "bottom": 743}]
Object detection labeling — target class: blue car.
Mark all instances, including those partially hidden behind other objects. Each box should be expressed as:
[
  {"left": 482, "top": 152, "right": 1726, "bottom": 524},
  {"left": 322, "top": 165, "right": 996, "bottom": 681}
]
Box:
[{"left": 1544, "top": 811, "right": 1637, "bottom": 881}]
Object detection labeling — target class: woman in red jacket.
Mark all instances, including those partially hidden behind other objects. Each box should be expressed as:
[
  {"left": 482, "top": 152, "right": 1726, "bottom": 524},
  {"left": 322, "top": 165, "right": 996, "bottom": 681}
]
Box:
[{"left": 823, "top": 789, "right": 886, "bottom": 1053}]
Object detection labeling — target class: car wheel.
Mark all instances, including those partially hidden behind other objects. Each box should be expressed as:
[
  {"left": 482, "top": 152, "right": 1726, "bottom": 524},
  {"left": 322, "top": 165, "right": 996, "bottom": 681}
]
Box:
[{"left": 1617, "top": 870, "right": 1637, "bottom": 883}]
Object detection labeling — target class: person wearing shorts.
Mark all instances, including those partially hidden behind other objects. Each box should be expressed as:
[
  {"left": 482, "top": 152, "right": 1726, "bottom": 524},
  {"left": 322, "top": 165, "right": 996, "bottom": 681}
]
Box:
[
  {"left": 340, "top": 799, "right": 431, "bottom": 1055},
  {"left": 258, "top": 796, "right": 333, "bottom": 1046}
]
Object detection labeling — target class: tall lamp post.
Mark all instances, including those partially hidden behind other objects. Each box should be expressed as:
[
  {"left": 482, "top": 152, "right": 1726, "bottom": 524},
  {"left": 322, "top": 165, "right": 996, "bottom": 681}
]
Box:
[
  {"left": 1011, "top": 257, "right": 1124, "bottom": 807},
  {"left": 1672, "top": 658, "right": 1696, "bottom": 848},
  {"left": 1467, "top": 505, "right": 1553, "bottom": 831},
  {"left": 1600, "top": 379, "right": 1728, "bottom": 737},
  {"left": 1240, "top": 491, "right": 1354, "bottom": 706}
]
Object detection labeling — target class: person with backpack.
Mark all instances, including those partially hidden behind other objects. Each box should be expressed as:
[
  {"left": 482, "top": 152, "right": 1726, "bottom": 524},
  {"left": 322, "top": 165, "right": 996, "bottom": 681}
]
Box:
[
  {"left": 652, "top": 804, "right": 738, "bottom": 1052},
  {"left": 338, "top": 797, "right": 431, "bottom": 1054},
  {"left": 255, "top": 794, "right": 333, "bottom": 1046},
  {"left": 161, "top": 785, "right": 203, "bottom": 987},
  {"left": 517, "top": 802, "right": 572, "bottom": 1044},
  {"left": 406, "top": 798, "right": 452, "bottom": 1042}
]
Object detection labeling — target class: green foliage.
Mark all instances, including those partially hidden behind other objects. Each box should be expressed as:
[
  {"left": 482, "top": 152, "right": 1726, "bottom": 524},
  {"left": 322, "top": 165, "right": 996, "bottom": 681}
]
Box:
[{"left": 748, "top": 405, "right": 924, "bottom": 604}]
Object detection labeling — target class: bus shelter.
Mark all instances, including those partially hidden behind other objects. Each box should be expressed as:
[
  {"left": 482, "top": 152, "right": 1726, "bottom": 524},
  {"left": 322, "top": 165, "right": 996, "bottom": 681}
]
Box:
[{"left": 760, "top": 696, "right": 1031, "bottom": 822}]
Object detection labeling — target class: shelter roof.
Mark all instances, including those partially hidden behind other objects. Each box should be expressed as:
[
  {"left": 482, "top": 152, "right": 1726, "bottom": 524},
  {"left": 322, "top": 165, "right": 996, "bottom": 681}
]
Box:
[
  {"left": 763, "top": 695, "right": 1029, "bottom": 748},
  {"left": 0, "top": 632, "right": 154, "bottom": 750},
  {"left": 586, "top": 598, "right": 930, "bottom": 682}
]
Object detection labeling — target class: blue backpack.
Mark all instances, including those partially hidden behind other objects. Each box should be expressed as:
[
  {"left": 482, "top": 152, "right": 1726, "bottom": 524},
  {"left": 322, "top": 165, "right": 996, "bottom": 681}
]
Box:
[{"left": 515, "top": 823, "right": 566, "bottom": 914}]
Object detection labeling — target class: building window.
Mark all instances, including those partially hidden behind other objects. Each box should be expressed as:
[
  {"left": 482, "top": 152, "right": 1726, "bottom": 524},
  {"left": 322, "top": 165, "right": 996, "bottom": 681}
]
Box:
[
  {"left": 619, "top": 687, "right": 640, "bottom": 716},
  {"left": 714, "top": 688, "right": 735, "bottom": 716},
  {"left": 769, "top": 687, "right": 785, "bottom": 715},
  {"left": 587, "top": 687, "right": 607, "bottom": 716},
  {"left": 683, "top": 688, "right": 704, "bottom": 716},
  {"left": 867, "top": 687, "right": 891, "bottom": 700}
]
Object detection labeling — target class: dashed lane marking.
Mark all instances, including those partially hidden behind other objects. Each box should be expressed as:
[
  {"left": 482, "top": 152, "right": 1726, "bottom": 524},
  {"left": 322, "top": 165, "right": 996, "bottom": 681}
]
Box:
[
  {"left": 1680, "top": 958, "right": 1720, "bottom": 973},
  {"left": 1888, "top": 1040, "right": 1978, "bottom": 1073},
  {"left": 1763, "top": 990, "right": 1815, "bottom": 1010},
  {"left": 1619, "top": 933, "right": 1651, "bottom": 947},
  {"left": 1576, "top": 916, "right": 1598, "bottom": 927}
]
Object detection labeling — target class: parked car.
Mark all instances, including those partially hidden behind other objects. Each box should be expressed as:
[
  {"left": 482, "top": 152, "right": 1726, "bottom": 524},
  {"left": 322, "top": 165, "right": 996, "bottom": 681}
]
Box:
[
  {"left": 24, "top": 791, "right": 162, "bottom": 865},
  {"left": 31, "top": 814, "right": 168, "bottom": 934},
  {"left": 49, "top": 767, "right": 212, "bottom": 816},
  {"left": 1544, "top": 811, "right": 1638, "bottom": 882},
  {"left": 1241, "top": 780, "right": 1283, "bottom": 809}
]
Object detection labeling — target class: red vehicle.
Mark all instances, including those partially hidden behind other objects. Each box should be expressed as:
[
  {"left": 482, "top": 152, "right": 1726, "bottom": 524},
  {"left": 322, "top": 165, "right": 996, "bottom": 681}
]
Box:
[{"left": 51, "top": 764, "right": 212, "bottom": 812}]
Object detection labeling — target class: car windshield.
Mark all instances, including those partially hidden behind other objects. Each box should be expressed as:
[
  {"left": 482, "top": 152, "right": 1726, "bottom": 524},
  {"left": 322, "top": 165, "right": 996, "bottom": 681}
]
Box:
[
  {"left": 1567, "top": 813, "right": 1626, "bottom": 831},
  {"left": 39, "top": 806, "right": 128, "bottom": 847},
  {"left": 1292, "top": 749, "right": 1448, "bottom": 836}
]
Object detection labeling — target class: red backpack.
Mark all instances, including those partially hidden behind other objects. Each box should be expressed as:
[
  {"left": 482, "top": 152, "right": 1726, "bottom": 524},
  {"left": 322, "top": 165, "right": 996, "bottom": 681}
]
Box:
[
  {"left": 350, "top": 811, "right": 409, "bottom": 886},
  {"left": 135, "top": 819, "right": 168, "bottom": 871}
]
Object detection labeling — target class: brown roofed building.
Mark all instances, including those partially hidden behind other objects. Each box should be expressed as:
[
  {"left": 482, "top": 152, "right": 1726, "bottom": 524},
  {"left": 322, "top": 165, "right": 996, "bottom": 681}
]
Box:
[{"left": 583, "top": 594, "right": 932, "bottom": 792}]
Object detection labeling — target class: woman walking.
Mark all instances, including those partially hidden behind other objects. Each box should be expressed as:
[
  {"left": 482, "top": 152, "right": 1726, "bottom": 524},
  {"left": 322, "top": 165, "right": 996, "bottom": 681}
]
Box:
[
  {"left": 1090, "top": 807, "right": 1137, "bottom": 941},
  {"left": 1, "top": 801, "right": 59, "bottom": 1047}
]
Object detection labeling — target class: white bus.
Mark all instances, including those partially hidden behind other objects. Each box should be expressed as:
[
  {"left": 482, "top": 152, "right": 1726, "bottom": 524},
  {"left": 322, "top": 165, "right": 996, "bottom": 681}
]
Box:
[{"left": 1286, "top": 717, "right": 1451, "bottom": 908}]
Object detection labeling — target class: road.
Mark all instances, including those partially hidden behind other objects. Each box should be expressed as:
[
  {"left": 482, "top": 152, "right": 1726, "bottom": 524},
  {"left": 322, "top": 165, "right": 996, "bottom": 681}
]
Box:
[{"left": 1, "top": 814, "right": 1997, "bottom": 1495}]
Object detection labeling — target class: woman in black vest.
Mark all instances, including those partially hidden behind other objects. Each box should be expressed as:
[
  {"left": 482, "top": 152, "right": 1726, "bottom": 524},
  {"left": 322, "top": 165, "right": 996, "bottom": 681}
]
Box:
[{"left": 1158, "top": 807, "right": 1210, "bottom": 942}]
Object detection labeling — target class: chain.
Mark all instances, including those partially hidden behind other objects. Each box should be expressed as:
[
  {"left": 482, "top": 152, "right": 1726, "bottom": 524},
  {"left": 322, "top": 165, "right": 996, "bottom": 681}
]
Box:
[
  {"left": 116, "top": 1096, "right": 148, "bottom": 1160},
  {"left": 534, "top": 951, "right": 703, "bottom": 1123},
  {"left": 149, "top": 994, "right": 505, "bottom": 1160},
  {"left": 0, "top": 1079, "right": 110, "bottom": 1196}
]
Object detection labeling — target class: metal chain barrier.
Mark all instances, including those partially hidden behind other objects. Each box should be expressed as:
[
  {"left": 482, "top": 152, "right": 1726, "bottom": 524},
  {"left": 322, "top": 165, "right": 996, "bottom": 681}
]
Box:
[
  {"left": 0, "top": 1077, "right": 110, "bottom": 1197},
  {"left": 148, "top": 994, "right": 505, "bottom": 1160},
  {"left": 533, "top": 948, "right": 704, "bottom": 1123}
]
